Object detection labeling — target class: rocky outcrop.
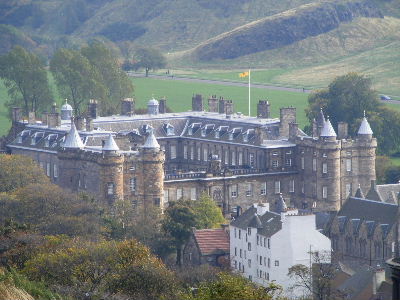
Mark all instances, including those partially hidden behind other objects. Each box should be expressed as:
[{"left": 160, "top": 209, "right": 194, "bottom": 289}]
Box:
[{"left": 192, "top": 1, "right": 383, "bottom": 61}]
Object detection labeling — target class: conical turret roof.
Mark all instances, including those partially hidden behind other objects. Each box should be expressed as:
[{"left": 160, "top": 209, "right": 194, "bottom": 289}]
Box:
[
  {"left": 320, "top": 117, "right": 337, "bottom": 137},
  {"left": 143, "top": 130, "right": 160, "bottom": 149},
  {"left": 64, "top": 122, "right": 84, "bottom": 149},
  {"left": 358, "top": 112, "right": 373, "bottom": 135},
  {"left": 354, "top": 184, "right": 365, "bottom": 199},
  {"left": 103, "top": 133, "right": 119, "bottom": 151},
  {"left": 276, "top": 194, "right": 288, "bottom": 213},
  {"left": 316, "top": 108, "right": 325, "bottom": 127},
  {"left": 249, "top": 214, "right": 263, "bottom": 228}
]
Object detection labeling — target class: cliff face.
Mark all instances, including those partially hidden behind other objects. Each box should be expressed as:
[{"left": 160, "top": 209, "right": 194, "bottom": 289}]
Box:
[{"left": 192, "top": 1, "right": 383, "bottom": 61}]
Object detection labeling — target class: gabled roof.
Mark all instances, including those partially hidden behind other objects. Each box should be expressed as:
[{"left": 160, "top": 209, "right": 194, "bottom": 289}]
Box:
[
  {"left": 337, "top": 266, "right": 375, "bottom": 299},
  {"left": 376, "top": 183, "right": 400, "bottom": 204},
  {"left": 64, "top": 122, "right": 84, "bottom": 149},
  {"left": 193, "top": 228, "right": 229, "bottom": 256},
  {"left": 354, "top": 185, "right": 365, "bottom": 198}
]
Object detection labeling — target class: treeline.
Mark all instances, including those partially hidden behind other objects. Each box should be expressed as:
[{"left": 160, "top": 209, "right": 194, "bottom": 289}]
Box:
[
  {"left": 0, "top": 43, "right": 134, "bottom": 118},
  {"left": 0, "top": 154, "right": 280, "bottom": 300}
]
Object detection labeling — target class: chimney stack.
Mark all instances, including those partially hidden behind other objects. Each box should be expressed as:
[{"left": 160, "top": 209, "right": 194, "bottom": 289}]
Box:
[
  {"left": 159, "top": 97, "right": 167, "bottom": 114},
  {"left": 208, "top": 95, "right": 218, "bottom": 112},
  {"left": 257, "top": 100, "right": 271, "bottom": 118},
  {"left": 192, "top": 94, "right": 203, "bottom": 111},
  {"left": 121, "top": 98, "right": 135, "bottom": 116},
  {"left": 11, "top": 107, "right": 22, "bottom": 123},
  {"left": 86, "top": 117, "right": 93, "bottom": 132},
  {"left": 338, "top": 122, "right": 348, "bottom": 139},
  {"left": 87, "top": 99, "right": 98, "bottom": 119},
  {"left": 74, "top": 116, "right": 85, "bottom": 131},
  {"left": 289, "top": 122, "right": 299, "bottom": 141},
  {"left": 28, "top": 111, "right": 35, "bottom": 124},
  {"left": 279, "top": 107, "right": 296, "bottom": 137}
]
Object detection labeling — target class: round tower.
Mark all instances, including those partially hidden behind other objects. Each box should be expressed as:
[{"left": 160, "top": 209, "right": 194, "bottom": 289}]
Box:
[
  {"left": 147, "top": 98, "right": 159, "bottom": 115},
  {"left": 317, "top": 117, "right": 341, "bottom": 211},
  {"left": 137, "top": 130, "right": 165, "bottom": 211},
  {"left": 356, "top": 113, "right": 377, "bottom": 195},
  {"left": 61, "top": 99, "right": 73, "bottom": 120}
]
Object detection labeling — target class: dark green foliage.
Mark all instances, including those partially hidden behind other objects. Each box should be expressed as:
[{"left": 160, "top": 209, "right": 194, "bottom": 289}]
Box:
[
  {"left": 99, "top": 22, "right": 146, "bottom": 42},
  {"left": 130, "top": 47, "right": 166, "bottom": 76},
  {"left": 384, "top": 166, "right": 400, "bottom": 184},
  {"left": 306, "top": 72, "right": 400, "bottom": 155}
]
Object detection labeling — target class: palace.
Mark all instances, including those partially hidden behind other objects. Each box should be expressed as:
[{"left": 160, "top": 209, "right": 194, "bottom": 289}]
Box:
[{"left": 4, "top": 94, "right": 376, "bottom": 214}]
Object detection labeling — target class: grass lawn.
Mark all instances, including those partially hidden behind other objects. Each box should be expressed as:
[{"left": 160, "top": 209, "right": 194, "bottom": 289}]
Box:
[
  {"left": 131, "top": 76, "right": 310, "bottom": 127},
  {"left": 390, "top": 156, "right": 400, "bottom": 167}
]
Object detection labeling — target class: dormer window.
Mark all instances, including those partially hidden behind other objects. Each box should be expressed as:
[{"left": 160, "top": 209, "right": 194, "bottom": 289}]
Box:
[
  {"left": 188, "top": 128, "right": 193, "bottom": 135},
  {"left": 17, "top": 136, "right": 22, "bottom": 143},
  {"left": 163, "top": 123, "right": 175, "bottom": 136},
  {"left": 229, "top": 133, "right": 233, "bottom": 140},
  {"left": 201, "top": 128, "right": 206, "bottom": 137},
  {"left": 215, "top": 131, "right": 220, "bottom": 138},
  {"left": 243, "top": 134, "right": 248, "bottom": 142},
  {"left": 141, "top": 124, "right": 153, "bottom": 134}
]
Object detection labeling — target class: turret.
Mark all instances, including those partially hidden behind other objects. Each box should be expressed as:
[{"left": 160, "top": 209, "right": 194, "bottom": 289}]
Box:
[
  {"left": 102, "top": 133, "right": 120, "bottom": 154},
  {"left": 63, "top": 122, "right": 84, "bottom": 149},
  {"left": 147, "top": 98, "right": 159, "bottom": 115},
  {"left": 61, "top": 99, "right": 73, "bottom": 120},
  {"left": 357, "top": 111, "right": 373, "bottom": 140},
  {"left": 320, "top": 117, "right": 337, "bottom": 141}
]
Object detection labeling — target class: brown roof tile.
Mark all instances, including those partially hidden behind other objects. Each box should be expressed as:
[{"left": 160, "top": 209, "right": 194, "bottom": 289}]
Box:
[{"left": 194, "top": 228, "right": 229, "bottom": 256}]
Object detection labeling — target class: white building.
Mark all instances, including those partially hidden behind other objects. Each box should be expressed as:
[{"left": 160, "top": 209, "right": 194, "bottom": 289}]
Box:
[{"left": 229, "top": 200, "right": 331, "bottom": 298}]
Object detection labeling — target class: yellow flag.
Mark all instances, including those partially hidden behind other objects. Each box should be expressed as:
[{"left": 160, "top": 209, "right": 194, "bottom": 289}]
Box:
[{"left": 239, "top": 71, "right": 249, "bottom": 78}]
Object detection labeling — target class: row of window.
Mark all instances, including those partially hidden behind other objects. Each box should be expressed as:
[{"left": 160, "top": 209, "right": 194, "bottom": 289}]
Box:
[
  {"left": 164, "top": 188, "right": 197, "bottom": 202},
  {"left": 38, "top": 161, "right": 58, "bottom": 178},
  {"left": 301, "top": 158, "right": 352, "bottom": 173},
  {"left": 230, "top": 180, "right": 294, "bottom": 197}
]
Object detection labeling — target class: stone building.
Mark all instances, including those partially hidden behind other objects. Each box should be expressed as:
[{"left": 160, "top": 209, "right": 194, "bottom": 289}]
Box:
[
  {"left": 5, "top": 94, "right": 377, "bottom": 213},
  {"left": 182, "top": 227, "right": 230, "bottom": 267}
]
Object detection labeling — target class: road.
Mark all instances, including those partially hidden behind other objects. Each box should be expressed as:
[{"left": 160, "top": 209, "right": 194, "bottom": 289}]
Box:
[{"left": 129, "top": 72, "right": 399, "bottom": 104}]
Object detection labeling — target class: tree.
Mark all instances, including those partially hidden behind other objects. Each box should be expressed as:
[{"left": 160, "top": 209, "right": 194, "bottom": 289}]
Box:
[
  {"left": 81, "top": 42, "right": 134, "bottom": 115},
  {"left": 131, "top": 47, "right": 166, "bottom": 77},
  {"left": 306, "top": 72, "right": 400, "bottom": 155},
  {"left": 288, "top": 251, "right": 334, "bottom": 300},
  {"left": 192, "top": 193, "right": 226, "bottom": 229},
  {"left": 184, "top": 272, "right": 280, "bottom": 300},
  {"left": 50, "top": 48, "right": 107, "bottom": 116},
  {"left": 0, "top": 154, "right": 49, "bottom": 193},
  {"left": 0, "top": 46, "right": 53, "bottom": 116},
  {"left": 375, "top": 156, "right": 392, "bottom": 183},
  {"left": 162, "top": 199, "right": 197, "bottom": 265}
]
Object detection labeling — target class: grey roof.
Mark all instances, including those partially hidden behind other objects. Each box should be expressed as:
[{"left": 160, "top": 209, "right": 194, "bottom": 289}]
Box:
[
  {"left": 320, "top": 118, "right": 337, "bottom": 137},
  {"left": 102, "top": 134, "right": 119, "bottom": 151},
  {"left": 337, "top": 266, "right": 375, "bottom": 299},
  {"left": 61, "top": 99, "right": 73, "bottom": 111},
  {"left": 275, "top": 194, "right": 287, "bottom": 213},
  {"left": 143, "top": 130, "right": 160, "bottom": 149},
  {"left": 248, "top": 214, "right": 263, "bottom": 228},
  {"left": 376, "top": 183, "right": 400, "bottom": 204},
  {"left": 230, "top": 206, "right": 282, "bottom": 237},
  {"left": 336, "top": 197, "right": 398, "bottom": 235},
  {"left": 64, "top": 122, "right": 84, "bottom": 149},
  {"left": 358, "top": 117, "right": 373, "bottom": 135},
  {"left": 148, "top": 98, "right": 159, "bottom": 105},
  {"left": 366, "top": 184, "right": 383, "bottom": 202}
]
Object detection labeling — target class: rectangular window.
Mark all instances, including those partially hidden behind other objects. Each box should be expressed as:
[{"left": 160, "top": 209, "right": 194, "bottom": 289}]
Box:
[
  {"left": 190, "top": 188, "right": 196, "bottom": 200},
  {"left": 234, "top": 228, "right": 237, "bottom": 238},
  {"left": 53, "top": 164, "right": 58, "bottom": 178},
  {"left": 248, "top": 242, "right": 251, "bottom": 251},
  {"left": 107, "top": 183, "right": 114, "bottom": 195},
  {"left": 322, "top": 186, "right": 328, "bottom": 199},
  {"left": 203, "top": 148, "right": 208, "bottom": 161},
  {"left": 231, "top": 151, "right": 236, "bottom": 166},
  {"left": 249, "top": 153, "right": 255, "bottom": 167},
  {"left": 170, "top": 145, "right": 177, "bottom": 159},
  {"left": 239, "top": 229, "right": 241, "bottom": 239},
  {"left": 261, "top": 182, "right": 267, "bottom": 195},
  {"left": 197, "top": 147, "right": 201, "bottom": 161},
  {"left": 177, "top": 188, "right": 183, "bottom": 200},
  {"left": 345, "top": 183, "right": 351, "bottom": 197},
  {"left": 130, "top": 177, "right": 136, "bottom": 192},
  {"left": 190, "top": 146, "right": 194, "bottom": 160},
  {"left": 272, "top": 160, "right": 278, "bottom": 168},
  {"left": 268, "top": 239, "right": 270, "bottom": 249},
  {"left": 346, "top": 158, "right": 352, "bottom": 172},
  {"left": 322, "top": 162, "right": 328, "bottom": 174},
  {"left": 312, "top": 158, "right": 317, "bottom": 171},
  {"left": 289, "top": 180, "right": 295, "bottom": 193},
  {"left": 301, "top": 157, "right": 305, "bottom": 170},
  {"left": 231, "top": 184, "right": 238, "bottom": 197},
  {"left": 286, "top": 158, "right": 292, "bottom": 166},
  {"left": 235, "top": 247, "right": 237, "bottom": 256},
  {"left": 248, "top": 228, "right": 251, "bottom": 235},
  {"left": 302, "top": 183, "right": 305, "bottom": 194},
  {"left": 224, "top": 150, "right": 229, "bottom": 165},
  {"left": 164, "top": 189, "right": 169, "bottom": 203},
  {"left": 274, "top": 181, "right": 281, "bottom": 194},
  {"left": 246, "top": 183, "right": 252, "bottom": 197},
  {"left": 240, "top": 249, "right": 242, "bottom": 258},
  {"left": 268, "top": 258, "right": 271, "bottom": 267},
  {"left": 274, "top": 260, "right": 279, "bottom": 266},
  {"left": 46, "top": 162, "right": 51, "bottom": 176},
  {"left": 238, "top": 152, "right": 243, "bottom": 166},
  {"left": 264, "top": 257, "right": 266, "bottom": 266},
  {"left": 183, "top": 145, "right": 188, "bottom": 159},
  {"left": 248, "top": 259, "right": 251, "bottom": 268}
]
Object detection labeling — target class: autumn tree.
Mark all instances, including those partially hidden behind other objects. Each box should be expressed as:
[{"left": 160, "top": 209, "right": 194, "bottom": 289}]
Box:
[
  {"left": 50, "top": 48, "right": 107, "bottom": 116},
  {"left": 192, "top": 193, "right": 226, "bottom": 229},
  {"left": 0, "top": 154, "right": 49, "bottom": 193},
  {"left": 185, "top": 272, "right": 280, "bottom": 300},
  {"left": 24, "top": 239, "right": 178, "bottom": 300},
  {"left": 0, "top": 46, "right": 53, "bottom": 116},
  {"left": 130, "top": 47, "right": 166, "bottom": 77}
]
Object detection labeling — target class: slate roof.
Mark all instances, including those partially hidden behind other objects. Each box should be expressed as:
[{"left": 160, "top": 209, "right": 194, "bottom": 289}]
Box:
[
  {"left": 230, "top": 206, "right": 282, "bottom": 237},
  {"left": 193, "top": 228, "right": 229, "bottom": 256},
  {"left": 376, "top": 184, "right": 400, "bottom": 204},
  {"left": 320, "top": 118, "right": 337, "bottom": 137},
  {"left": 358, "top": 116, "right": 373, "bottom": 135},
  {"left": 337, "top": 266, "right": 375, "bottom": 299}
]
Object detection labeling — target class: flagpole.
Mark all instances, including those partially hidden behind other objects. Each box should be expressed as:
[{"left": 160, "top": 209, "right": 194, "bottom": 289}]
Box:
[{"left": 248, "top": 69, "right": 251, "bottom": 116}]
